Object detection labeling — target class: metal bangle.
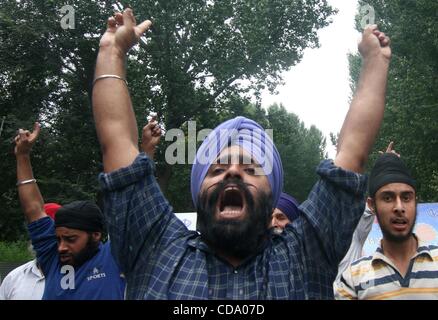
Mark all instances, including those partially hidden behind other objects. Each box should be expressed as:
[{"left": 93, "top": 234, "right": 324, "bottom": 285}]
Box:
[
  {"left": 93, "top": 74, "right": 128, "bottom": 87},
  {"left": 16, "top": 178, "right": 36, "bottom": 186}
]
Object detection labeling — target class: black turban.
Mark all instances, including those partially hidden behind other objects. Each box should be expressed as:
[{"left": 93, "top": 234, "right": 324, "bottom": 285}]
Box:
[
  {"left": 368, "top": 153, "right": 416, "bottom": 198},
  {"left": 55, "top": 200, "right": 105, "bottom": 232}
]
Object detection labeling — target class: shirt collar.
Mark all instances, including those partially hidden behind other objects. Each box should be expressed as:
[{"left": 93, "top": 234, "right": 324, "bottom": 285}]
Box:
[
  {"left": 371, "top": 234, "right": 433, "bottom": 266},
  {"left": 414, "top": 239, "right": 434, "bottom": 260},
  {"left": 29, "top": 259, "right": 45, "bottom": 279},
  {"left": 187, "top": 232, "right": 269, "bottom": 269},
  {"left": 187, "top": 233, "right": 210, "bottom": 252}
]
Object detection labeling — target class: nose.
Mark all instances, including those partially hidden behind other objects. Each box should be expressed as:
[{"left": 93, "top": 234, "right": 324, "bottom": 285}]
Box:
[
  {"left": 393, "top": 196, "right": 405, "bottom": 215},
  {"left": 58, "top": 240, "right": 68, "bottom": 253},
  {"left": 270, "top": 216, "right": 279, "bottom": 228},
  {"left": 224, "top": 163, "right": 243, "bottom": 180}
]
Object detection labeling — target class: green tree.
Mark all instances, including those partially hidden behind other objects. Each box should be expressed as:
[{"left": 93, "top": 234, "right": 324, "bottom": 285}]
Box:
[
  {"left": 350, "top": 0, "right": 438, "bottom": 201},
  {"left": 0, "top": 0, "right": 114, "bottom": 240},
  {"left": 267, "top": 104, "right": 326, "bottom": 202},
  {"left": 127, "top": 0, "right": 335, "bottom": 190},
  {"left": 0, "top": 0, "right": 335, "bottom": 240}
]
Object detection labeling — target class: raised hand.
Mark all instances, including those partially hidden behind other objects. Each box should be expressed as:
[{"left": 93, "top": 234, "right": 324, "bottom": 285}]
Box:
[
  {"left": 14, "top": 122, "right": 41, "bottom": 156},
  {"left": 379, "top": 141, "right": 401, "bottom": 157},
  {"left": 141, "top": 117, "right": 162, "bottom": 158},
  {"left": 359, "top": 25, "right": 391, "bottom": 61},
  {"left": 99, "top": 8, "right": 152, "bottom": 57}
]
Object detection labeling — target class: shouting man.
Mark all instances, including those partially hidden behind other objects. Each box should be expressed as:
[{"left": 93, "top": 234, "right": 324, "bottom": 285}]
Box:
[{"left": 93, "top": 8, "right": 391, "bottom": 299}]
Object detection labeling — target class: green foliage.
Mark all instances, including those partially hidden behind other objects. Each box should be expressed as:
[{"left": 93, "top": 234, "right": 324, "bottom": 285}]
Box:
[
  {"left": 0, "top": 0, "right": 114, "bottom": 240},
  {"left": 0, "top": 0, "right": 334, "bottom": 240},
  {"left": 267, "top": 104, "right": 326, "bottom": 202},
  {"left": 0, "top": 241, "right": 34, "bottom": 262},
  {"left": 130, "top": 0, "right": 335, "bottom": 193},
  {"left": 128, "top": 0, "right": 335, "bottom": 122},
  {"left": 351, "top": 0, "right": 438, "bottom": 201}
]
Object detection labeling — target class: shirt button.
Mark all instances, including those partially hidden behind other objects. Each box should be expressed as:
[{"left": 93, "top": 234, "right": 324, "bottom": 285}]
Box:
[
  {"left": 234, "top": 270, "right": 238, "bottom": 274},
  {"left": 239, "top": 289, "right": 243, "bottom": 295}
]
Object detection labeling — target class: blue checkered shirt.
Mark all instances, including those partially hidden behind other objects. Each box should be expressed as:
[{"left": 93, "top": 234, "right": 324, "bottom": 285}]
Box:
[{"left": 99, "top": 153, "right": 367, "bottom": 299}]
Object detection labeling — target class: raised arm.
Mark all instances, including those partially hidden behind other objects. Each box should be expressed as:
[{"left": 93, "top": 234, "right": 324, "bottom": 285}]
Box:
[
  {"left": 92, "top": 8, "right": 152, "bottom": 172},
  {"left": 14, "top": 122, "right": 47, "bottom": 223},
  {"left": 335, "top": 25, "right": 391, "bottom": 173}
]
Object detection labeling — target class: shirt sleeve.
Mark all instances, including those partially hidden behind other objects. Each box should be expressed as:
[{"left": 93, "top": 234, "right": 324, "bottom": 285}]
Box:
[
  {"left": 296, "top": 160, "right": 368, "bottom": 273},
  {"left": 27, "top": 217, "right": 58, "bottom": 276},
  {"left": 355, "top": 207, "right": 375, "bottom": 244},
  {"left": 98, "top": 153, "right": 189, "bottom": 274},
  {"left": 334, "top": 267, "right": 358, "bottom": 300},
  {"left": 335, "top": 208, "right": 375, "bottom": 282}
]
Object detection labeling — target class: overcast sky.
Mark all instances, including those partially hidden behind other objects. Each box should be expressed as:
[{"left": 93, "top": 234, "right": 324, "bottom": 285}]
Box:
[{"left": 261, "top": 0, "right": 361, "bottom": 158}]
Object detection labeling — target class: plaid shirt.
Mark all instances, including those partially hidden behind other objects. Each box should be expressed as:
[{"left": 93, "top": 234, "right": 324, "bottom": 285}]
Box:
[{"left": 99, "top": 153, "right": 367, "bottom": 300}]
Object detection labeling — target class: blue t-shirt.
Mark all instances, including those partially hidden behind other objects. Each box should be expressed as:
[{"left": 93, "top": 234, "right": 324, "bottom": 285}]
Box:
[{"left": 28, "top": 217, "right": 125, "bottom": 300}]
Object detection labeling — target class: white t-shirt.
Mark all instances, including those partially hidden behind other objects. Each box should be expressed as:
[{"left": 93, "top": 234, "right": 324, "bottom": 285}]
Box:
[{"left": 0, "top": 259, "right": 44, "bottom": 300}]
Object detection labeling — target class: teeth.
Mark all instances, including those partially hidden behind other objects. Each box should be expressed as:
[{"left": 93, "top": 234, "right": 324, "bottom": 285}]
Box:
[
  {"left": 220, "top": 211, "right": 241, "bottom": 215},
  {"left": 224, "top": 188, "right": 239, "bottom": 195},
  {"left": 219, "top": 204, "right": 243, "bottom": 217}
]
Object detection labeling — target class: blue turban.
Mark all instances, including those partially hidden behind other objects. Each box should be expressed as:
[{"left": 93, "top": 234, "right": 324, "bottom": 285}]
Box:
[
  {"left": 190, "top": 116, "right": 283, "bottom": 208},
  {"left": 276, "top": 192, "right": 300, "bottom": 221}
]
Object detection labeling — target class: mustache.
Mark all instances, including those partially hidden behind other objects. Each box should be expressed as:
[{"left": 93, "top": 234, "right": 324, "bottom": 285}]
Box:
[
  {"left": 205, "top": 178, "right": 256, "bottom": 193},
  {"left": 202, "top": 178, "right": 255, "bottom": 211},
  {"left": 390, "top": 217, "right": 409, "bottom": 224}
]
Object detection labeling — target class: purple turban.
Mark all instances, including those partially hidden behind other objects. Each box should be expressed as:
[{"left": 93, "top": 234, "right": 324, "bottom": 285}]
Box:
[
  {"left": 190, "top": 116, "right": 283, "bottom": 208},
  {"left": 276, "top": 192, "right": 300, "bottom": 221}
]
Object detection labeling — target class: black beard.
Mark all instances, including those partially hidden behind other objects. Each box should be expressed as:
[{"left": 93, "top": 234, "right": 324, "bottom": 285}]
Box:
[
  {"left": 197, "top": 178, "right": 272, "bottom": 260},
  {"left": 375, "top": 204, "right": 417, "bottom": 244},
  {"left": 60, "top": 235, "right": 100, "bottom": 268}
]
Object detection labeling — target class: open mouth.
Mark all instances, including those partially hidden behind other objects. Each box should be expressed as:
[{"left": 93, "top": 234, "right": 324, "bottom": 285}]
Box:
[
  {"left": 390, "top": 217, "right": 408, "bottom": 231},
  {"left": 216, "top": 185, "right": 246, "bottom": 219},
  {"left": 59, "top": 254, "right": 72, "bottom": 263}
]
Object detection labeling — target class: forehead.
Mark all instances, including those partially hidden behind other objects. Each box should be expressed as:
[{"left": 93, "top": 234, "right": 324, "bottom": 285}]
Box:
[
  {"left": 213, "top": 145, "right": 257, "bottom": 165},
  {"left": 55, "top": 227, "right": 86, "bottom": 237},
  {"left": 376, "top": 182, "right": 415, "bottom": 195}
]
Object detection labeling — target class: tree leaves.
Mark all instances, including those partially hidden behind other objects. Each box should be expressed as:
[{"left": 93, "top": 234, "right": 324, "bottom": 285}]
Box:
[
  {"left": 354, "top": 0, "right": 438, "bottom": 201},
  {"left": 0, "top": 0, "right": 334, "bottom": 240}
]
